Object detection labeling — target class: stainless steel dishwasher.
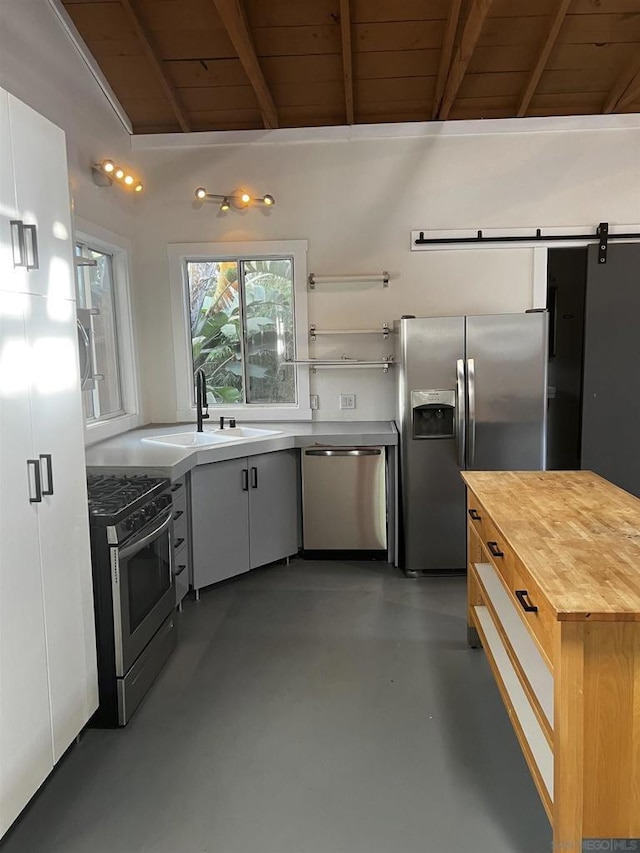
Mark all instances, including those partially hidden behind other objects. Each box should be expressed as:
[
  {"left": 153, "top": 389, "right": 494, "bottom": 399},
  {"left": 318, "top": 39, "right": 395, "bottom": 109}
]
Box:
[{"left": 301, "top": 447, "right": 387, "bottom": 555}]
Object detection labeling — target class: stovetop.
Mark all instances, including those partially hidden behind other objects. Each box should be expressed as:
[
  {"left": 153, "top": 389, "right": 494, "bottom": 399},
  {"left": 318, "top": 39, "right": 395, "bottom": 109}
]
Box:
[{"left": 87, "top": 474, "right": 170, "bottom": 526}]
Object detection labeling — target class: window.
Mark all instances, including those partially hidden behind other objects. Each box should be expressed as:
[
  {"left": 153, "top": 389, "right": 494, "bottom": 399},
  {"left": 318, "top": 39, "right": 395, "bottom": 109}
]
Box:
[
  {"left": 170, "top": 240, "right": 310, "bottom": 422},
  {"left": 73, "top": 219, "right": 142, "bottom": 443},
  {"left": 186, "top": 257, "right": 296, "bottom": 405},
  {"left": 75, "top": 243, "right": 123, "bottom": 421}
]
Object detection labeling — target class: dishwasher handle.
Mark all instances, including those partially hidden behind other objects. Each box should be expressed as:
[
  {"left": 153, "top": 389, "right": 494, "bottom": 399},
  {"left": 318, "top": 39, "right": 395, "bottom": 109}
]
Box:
[{"left": 304, "top": 448, "right": 382, "bottom": 457}]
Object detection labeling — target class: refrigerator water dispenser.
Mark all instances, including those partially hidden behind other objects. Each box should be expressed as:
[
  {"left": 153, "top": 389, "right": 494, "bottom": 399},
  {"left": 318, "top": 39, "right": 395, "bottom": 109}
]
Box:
[{"left": 411, "top": 390, "right": 456, "bottom": 439}]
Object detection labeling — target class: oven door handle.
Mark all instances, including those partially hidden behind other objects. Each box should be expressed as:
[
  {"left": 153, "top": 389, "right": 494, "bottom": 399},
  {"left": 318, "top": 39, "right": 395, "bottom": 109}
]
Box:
[{"left": 119, "top": 508, "right": 173, "bottom": 561}]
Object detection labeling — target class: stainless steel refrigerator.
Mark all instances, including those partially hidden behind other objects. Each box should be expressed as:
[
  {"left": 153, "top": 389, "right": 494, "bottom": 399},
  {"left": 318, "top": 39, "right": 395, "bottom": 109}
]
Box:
[{"left": 394, "top": 313, "right": 548, "bottom": 574}]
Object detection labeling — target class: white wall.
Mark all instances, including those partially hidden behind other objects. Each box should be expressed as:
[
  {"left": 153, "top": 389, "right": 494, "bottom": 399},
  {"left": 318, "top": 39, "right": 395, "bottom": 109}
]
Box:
[
  {"left": 132, "top": 118, "right": 640, "bottom": 423},
  {"left": 0, "top": 0, "right": 136, "bottom": 239}
]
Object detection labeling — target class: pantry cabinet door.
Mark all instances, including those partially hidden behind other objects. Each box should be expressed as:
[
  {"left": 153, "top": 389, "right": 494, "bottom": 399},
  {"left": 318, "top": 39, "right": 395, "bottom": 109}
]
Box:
[
  {"left": 8, "top": 95, "right": 75, "bottom": 300},
  {"left": 0, "top": 297, "right": 53, "bottom": 836},
  {"left": 26, "top": 294, "right": 98, "bottom": 761},
  {"left": 249, "top": 450, "right": 299, "bottom": 570},
  {"left": 191, "top": 458, "right": 250, "bottom": 590}
]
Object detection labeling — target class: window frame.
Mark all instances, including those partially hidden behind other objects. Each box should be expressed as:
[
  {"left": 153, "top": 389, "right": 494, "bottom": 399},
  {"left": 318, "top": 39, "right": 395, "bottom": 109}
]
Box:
[
  {"left": 74, "top": 218, "right": 143, "bottom": 445},
  {"left": 169, "top": 240, "right": 310, "bottom": 422}
]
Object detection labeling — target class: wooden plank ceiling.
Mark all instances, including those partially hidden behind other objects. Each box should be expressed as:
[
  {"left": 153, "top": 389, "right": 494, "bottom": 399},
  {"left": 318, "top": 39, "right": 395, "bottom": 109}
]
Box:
[{"left": 60, "top": 0, "right": 640, "bottom": 134}]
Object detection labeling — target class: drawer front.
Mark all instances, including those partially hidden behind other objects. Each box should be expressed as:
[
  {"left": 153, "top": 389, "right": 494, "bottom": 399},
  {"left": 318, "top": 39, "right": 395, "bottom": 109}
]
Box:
[{"left": 510, "top": 560, "right": 555, "bottom": 666}]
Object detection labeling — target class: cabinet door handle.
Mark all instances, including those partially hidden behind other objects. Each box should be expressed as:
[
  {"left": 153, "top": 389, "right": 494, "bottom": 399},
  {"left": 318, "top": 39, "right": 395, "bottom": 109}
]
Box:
[
  {"left": 515, "top": 590, "right": 538, "bottom": 613},
  {"left": 241, "top": 469, "right": 249, "bottom": 491},
  {"left": 173, "top": 564, "right": 187, "bottom": 577},
  {"left": 23, "top": 224, "right": 39, "bottom": 270},
  {"left": 10, "top": 220, "right": 26, "bottom": 267},
  {"left": 487, "top": 541, "right": 504, "bottom": 558},
  {"left": 27, "top": 459, "right": 43, "bottom": 503},
  {"left": 250, "top": 466, "right": 258, "bottom": 489},
  {"left": 468, "top": 508, "right": 481, "bottom": 520},
  {"left": 171, "top": 482, "right": 183, "bottom": 493},
  {"left": 174, "top": 537, "right": 185, "bottom": 550},
  {"left": 172, "top": 510, "right": 184, "bottom": 521},
  {"left": 39, "top": 453, "right": 54, "bottom": 495}
]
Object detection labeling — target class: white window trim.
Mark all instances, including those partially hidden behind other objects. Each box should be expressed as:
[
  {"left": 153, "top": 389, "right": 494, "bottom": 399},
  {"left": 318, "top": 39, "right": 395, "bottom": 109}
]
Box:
[
  {"left": 74, "top": 217, "right": 143, "bottom": 445},
  {"left": 168, "top": 239, "right": 311, "bottom": 422}
]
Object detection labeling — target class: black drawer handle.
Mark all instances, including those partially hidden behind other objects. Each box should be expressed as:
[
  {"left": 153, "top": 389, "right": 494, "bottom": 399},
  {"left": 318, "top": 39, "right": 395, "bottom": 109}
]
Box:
[
  {"left": 487, "top": 541, "right": 504, "bottom": 558},
  {"left": 174, "top": 564, "right": 187, "bottom": 577},
  {"left": 172, "top": 510, "right": 184, "bottom": 521},
  {"left": 171, "top": 482, "right": 183, "bottom": 492},
  {"left": 515, "top": 590, "right": 538, "bottom": 613},
  {"left": 241, "top": 468, "right": 249, "bottom": 491},
  {"left": 174, "top": 537, "right": 185, "bottom": 550},
  {"left": 468, "top": 508, "right": 481, "bottom": 520},
  {"left": 251, "top": 466, "right": 258, "bottom": 489}
]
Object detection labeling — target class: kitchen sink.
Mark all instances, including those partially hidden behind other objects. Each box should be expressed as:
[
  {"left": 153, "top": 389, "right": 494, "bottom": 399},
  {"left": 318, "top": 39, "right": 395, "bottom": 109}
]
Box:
[
  {"left": 142, "top": 431, "right": 242, "bottom": 448},
  {"left": 213, "top": 426, "right": 283, "bottom": 438}
]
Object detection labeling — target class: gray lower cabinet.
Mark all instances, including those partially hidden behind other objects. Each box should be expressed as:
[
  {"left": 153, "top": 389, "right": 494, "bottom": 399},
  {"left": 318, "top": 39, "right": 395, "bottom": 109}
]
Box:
[{"left": 191, "top": 450, "right": 299, "bottom": 592}]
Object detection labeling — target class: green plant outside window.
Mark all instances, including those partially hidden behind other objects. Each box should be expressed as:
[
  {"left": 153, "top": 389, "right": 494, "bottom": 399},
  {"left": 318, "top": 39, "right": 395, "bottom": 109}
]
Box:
[{"left": 187, "top": 257, "right": 296, "bottom": 405}]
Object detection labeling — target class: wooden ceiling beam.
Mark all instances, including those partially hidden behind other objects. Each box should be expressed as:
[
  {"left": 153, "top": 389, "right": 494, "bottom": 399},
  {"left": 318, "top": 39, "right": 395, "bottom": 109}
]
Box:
[
  {"left": 516, "top": 0, "right": 572, "bottom": 118},
  {"left": 438, "top": 0, "right": 494, "bottom": 121},
  {"left": 603, "top": 51, "right": 640, "bottom": 114},
  {"left": 432, "top": 0, "right": 462, "bottom": 120},
  {"left": 339, "top": 0, "right": 354, "bottom": 125},
  {"left": 119, "top": 0, "right": 191, "bottom": 132},
  {"left": 212, "top": 0, "right": 279, "bottom": 129}
]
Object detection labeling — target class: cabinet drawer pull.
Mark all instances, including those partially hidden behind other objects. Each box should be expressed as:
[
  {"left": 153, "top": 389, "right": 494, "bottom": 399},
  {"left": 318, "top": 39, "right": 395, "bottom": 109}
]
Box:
[
  {"left": 171, "top": 482, "right": 183, "bottom": 493},
  {"left": 174, "top": 537, "right": 185, "bottom": 550},
  {"left": 468, "top": 508, "right": 481, "bottom": 520},
  {"left": 23, "top": 224, "right": 39, "bottom": 270},
  {"left": 27, "top": 459, "right": 43, "bottom": 503},
  {"left": 173, "top": 564, "right": 187, "bottom": 577},
  {"left": 487, "top": 541, "right": 504, "bottom": 558},
  {"left": 172, "top": 510, "right": 184, "bottom": 521},
  {"left": 515, "top": 589, "right": 538, "bottom": 613},
  {"left": 241, "top": 468, "right": 249, "bottom": 491},
  {"left": 10, "top": 220, "right": 26, "bottom": 267},
  {"left": 39, "top": 453, "right": 54, "bottom": 495}
]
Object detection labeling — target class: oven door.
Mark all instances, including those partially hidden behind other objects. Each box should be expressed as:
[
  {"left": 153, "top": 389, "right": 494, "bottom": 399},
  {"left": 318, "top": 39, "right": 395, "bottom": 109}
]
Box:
[{"left": 111, "top": 507, "right": 175, "bottom": 677}]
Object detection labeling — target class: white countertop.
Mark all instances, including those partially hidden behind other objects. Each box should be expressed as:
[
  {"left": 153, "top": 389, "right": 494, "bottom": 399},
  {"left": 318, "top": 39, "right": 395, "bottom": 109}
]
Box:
[{"left": 85, "top": 421, "right": 398, "bottom": 480}]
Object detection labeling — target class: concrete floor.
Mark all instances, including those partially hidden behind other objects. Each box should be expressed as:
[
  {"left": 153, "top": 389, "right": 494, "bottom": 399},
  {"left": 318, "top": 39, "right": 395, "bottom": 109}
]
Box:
[{"left": 1, "top": 560, "right": 551, "bottom": 853}]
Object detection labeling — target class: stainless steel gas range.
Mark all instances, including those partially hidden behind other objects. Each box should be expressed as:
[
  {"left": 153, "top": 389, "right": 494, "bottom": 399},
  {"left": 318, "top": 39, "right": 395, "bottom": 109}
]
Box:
[{"left": 87, "top": 474, "right": 177, "bottom": 726}]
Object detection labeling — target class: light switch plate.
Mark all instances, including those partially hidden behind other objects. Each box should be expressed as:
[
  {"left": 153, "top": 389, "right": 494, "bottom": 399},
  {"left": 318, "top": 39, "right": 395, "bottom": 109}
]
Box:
[
  {"left": 339, "top": 394, "right": 356, "bottom": 409},
  {"left": 310, "top": 394, "right": 319, "bottom": 410}
]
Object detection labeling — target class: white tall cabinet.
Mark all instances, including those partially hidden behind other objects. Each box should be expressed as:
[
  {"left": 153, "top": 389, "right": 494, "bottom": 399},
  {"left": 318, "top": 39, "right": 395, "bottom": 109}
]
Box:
[{"left": 0, "top": 88, "right": 98, "bottom": 837}]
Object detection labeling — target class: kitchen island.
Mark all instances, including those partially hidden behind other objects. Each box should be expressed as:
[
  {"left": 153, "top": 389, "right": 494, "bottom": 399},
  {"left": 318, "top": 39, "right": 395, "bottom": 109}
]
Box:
[{"left": 462, "top": 470, "right": 640, "bottom": 853}]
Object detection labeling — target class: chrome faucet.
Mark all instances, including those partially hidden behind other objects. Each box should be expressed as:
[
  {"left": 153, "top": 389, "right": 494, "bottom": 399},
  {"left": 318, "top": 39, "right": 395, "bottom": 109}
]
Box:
[{"left": 195, "top": 369, "right": 209, "bottom": 432}]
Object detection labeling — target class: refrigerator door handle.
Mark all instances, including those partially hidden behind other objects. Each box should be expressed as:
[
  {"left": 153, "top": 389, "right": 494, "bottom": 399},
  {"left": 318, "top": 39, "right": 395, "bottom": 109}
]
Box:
[
  {"left": 467, "top": 358, "right": 476, "bottom": 468},
  {"left": 456, "top": 358, "right": 466, "bottom": 468}
]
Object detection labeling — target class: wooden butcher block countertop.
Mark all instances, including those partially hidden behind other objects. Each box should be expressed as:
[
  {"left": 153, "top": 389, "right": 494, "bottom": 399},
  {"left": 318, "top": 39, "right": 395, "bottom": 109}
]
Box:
[{"left": 461, "top": 470, "right": 640, "bottom": 621}]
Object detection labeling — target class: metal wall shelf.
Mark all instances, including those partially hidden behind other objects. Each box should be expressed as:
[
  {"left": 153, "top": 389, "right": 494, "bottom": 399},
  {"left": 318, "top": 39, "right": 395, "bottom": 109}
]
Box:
[
  {"left": 309, "top": 323, "right": 389, "bottom": 341},
  {"left": 285, "top": 357, "right": 394, "bottom": 373},
  {"left": 308, "top": 271, "right": 389, "bottom": 289}
]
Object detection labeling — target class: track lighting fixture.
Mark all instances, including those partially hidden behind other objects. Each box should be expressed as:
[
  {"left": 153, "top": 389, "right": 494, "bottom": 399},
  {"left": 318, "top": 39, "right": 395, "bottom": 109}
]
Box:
[
  {"left": 193, "top": 188, "right": 276, "bottom": 211},
  {"left": 92, "top": 159, "right": 143, "bottom": 193}
]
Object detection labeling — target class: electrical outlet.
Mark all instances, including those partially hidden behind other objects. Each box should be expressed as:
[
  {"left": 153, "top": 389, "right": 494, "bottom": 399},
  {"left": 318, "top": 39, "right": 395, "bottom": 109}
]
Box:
[
  {"left": 310, "top": 394, "right": 319, "bottom": 410},
  {"left": 339, "top": 394, "right": 356, "bottom": 410}
]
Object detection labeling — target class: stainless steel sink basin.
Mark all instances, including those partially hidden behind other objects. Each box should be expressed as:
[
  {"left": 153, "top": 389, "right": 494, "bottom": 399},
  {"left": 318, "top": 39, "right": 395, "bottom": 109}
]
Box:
[
  {"left": 212, "top": 426, "right": 282, "bottom": 438},
  {"left": 142, "top": 431, "right": 241, "bottom": 448}
]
